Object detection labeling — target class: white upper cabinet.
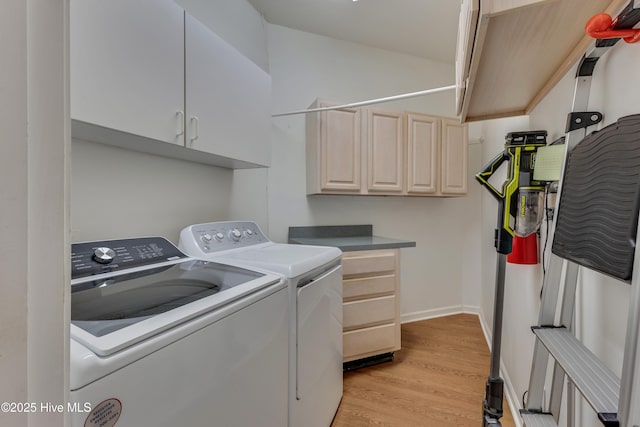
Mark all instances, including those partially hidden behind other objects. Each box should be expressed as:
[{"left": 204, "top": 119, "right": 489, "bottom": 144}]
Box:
[
  {"left": 70, "top": 0, "right": 272, "bottom": 168},
  {"left": 71, "top": 0, "right": 184, "bottom": 145},
  {"left": 185, "top": 15, "right": 271, "bottom": 167}
]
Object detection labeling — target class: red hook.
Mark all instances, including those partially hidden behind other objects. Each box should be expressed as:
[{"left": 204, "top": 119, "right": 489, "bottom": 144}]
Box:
[{"left": 585, "top": 13, "right": 640, "bottom": 43}]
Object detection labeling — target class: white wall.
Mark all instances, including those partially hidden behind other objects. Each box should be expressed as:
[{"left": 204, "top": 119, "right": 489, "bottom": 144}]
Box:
[
  {"left": 481, "top": 41, "right": 640, "bottom": 426},
  {"left": 464, "top": 137, "right": 484, "bottom": 309},
  {"left": 264, "top": 23, "right": 484, "bottom": 319},
  {"left": 1, "top": 5, "right": 30, "bottom": 423},
  {"left": 0, "top": 1, "right": 70, "bottom": 425},
  {"left": 71, "top": 140, "right": 234, "bottom": 243},
  {"left": 176, "top": 0, "right": 269, "bottom": 71}
]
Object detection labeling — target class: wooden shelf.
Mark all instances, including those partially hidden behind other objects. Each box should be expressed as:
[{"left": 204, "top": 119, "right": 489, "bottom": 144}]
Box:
[{"left": 456, "top": 0, "right": 630, "bottom": 123}]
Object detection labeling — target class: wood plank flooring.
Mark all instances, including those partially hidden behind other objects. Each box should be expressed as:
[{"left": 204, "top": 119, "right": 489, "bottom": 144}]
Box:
[{"left": 331, "top": 314, "right": 517, "bottom": 427}]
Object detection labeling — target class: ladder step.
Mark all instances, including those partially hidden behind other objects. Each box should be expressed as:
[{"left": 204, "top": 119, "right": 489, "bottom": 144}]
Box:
[
  {"left": 532, "top": 326, "right": 620, "bottom": 417},
  {"left": 521, "top": 411, "right": 557, "bottom": 427}
]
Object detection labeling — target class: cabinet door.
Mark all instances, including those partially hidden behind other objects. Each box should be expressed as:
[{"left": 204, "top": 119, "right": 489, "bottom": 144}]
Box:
[
  {"left": 366, "top": 109, "right": 404, "bottom": 193},
  {"left": 455, "top": 0, "right": 479, "bottom": 115},
  {"left": 406, "top": 113, "right": 439, "bottom": 194},
  {"left": 441, "top": 119, "right": 468, "bottom": 195},
  {"left": 70, "top": 0, "right": 184, "bottom": 145},
  {"left": 319, "top": 107, "right": 362, "bottom": 192},
  {"left": 185, "top": 14, "right": 271, "bottom": 167}
]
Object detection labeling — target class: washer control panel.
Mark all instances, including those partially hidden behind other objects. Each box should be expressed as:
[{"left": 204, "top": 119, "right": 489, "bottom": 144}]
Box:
[
  {"left": 71, "top": 237, "right": 186, "bottom": 279},
  {"left": 182, "top": 221, "right": 269, "bottom": 254}
]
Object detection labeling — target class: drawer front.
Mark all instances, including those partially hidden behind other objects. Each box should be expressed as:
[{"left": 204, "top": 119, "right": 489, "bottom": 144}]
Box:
[
  {"left": 343, "top": 323, "right": 396, "bottom": 360},
  {"left": 342, "top": 251, "right": 397, "bottom": 276},
  {"left": 343, "top": 295, "right": 395, "bottom": 330},
  {"left": 343, "top": 274, "right": 396, "bottom": 300}
]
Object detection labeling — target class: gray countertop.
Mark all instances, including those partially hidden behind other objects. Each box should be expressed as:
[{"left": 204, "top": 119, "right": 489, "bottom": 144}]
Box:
[{"left": 288, "top": 225, "right": 416, "bottom": 252}]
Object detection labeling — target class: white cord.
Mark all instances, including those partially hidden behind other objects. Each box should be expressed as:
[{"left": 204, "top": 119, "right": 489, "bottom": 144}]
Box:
[{"left": 272, "top": 84, "right": 456, "bottom": 117}]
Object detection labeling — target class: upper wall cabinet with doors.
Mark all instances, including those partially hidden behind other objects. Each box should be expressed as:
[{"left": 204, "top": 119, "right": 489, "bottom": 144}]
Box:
[
  {"left": 405, "top": 113, "right": 468, "bottom": 196},
  {"left": 70, "top": 0, "right": 271, "bottom": 168},
  {"left": 306, "top": 100, "right": 467, "bottom": 197},
  {"left": 456, "top": 0, "right": 629, "bottom": 123}
]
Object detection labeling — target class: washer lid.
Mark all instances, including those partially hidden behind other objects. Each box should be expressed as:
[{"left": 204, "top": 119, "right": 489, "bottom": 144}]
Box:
[
  {"left": 70, "top": 259, "right": 279, "bottom": 356},
  {"left": 212, "top": 243, "right": 342, "bottom": 278}
]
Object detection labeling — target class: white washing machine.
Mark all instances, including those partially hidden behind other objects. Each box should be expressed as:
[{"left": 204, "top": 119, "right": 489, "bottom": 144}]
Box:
[
  {"left": 69, "top": 236, "right": 288, "bottom": 427},
  {"left": 179, "top": 221, "right": 343, "bottom": 427}
]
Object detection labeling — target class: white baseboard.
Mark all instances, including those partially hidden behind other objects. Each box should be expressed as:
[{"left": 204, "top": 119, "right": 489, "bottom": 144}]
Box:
[
  {"left": 401, "top": 307, "right": 523, "bottom": 427},
  {"left": 400, "top": 304, "right": 480, "bottom": 324}
]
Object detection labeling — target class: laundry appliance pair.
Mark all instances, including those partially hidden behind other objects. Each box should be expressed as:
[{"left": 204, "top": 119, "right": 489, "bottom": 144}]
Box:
[{"left": 69, "top": 221, "right": 342, "bottom": 427}]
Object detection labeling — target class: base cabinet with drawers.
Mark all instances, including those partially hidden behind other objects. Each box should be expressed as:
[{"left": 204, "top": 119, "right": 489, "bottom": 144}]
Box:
[{"left": 341, "top": 249, "right": 401, "bottom": 363}]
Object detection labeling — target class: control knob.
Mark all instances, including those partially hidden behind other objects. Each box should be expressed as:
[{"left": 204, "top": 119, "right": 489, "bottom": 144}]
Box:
[
  {"left": 214, "top": 232, "right": 225, "bottom": 241},
  {"left": 244, "top": 229, "right": 255, "bottom": 238},
  {"left": 93, "top": 247, "right": 116, "bottom": 264},
  {"left": 229, "top": 228, "right": 242, "bottom": 241},
  {"left": 201, "top": 233, "right": 213, "bottom": 243}
]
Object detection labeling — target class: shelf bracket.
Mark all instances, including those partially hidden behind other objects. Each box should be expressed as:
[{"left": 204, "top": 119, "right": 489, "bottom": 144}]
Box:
[{"left": 565, "top": 112, "right": 603, "bottom": 132}]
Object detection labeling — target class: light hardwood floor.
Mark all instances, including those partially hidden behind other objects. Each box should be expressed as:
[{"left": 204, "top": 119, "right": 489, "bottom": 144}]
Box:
[{"left": 331, "top": 314, "right": 517, "bottom": 427}]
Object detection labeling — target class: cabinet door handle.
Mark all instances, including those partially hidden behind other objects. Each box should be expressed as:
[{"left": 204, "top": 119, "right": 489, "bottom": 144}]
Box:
[
  {"left": 190, "top": 116, "right": 199, "bottom": 144},
  {"left": 176, "top": 110, "right": 185, "bottom": 138}
]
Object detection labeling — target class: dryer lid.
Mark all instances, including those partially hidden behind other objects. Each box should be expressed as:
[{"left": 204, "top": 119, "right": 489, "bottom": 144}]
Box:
[{"left": 213, "top": 243, "right": 341, "bottom": 278}]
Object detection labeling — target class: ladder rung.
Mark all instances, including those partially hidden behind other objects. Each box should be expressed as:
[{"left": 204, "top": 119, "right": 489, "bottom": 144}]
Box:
[
  {"left": 532, "top": 326, "right": 620, "bottom": 416},
  {"left": 521, "top": 411, "right": 557, "bottom": 427}
]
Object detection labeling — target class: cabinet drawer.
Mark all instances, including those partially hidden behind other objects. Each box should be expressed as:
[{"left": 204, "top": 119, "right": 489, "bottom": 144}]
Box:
[
  {"left": 343, "top": 323, "right": 396, "bottom": 360},
  {"left": 342, "top": 251, "right": 396, "bottom": 276},
  {"left": 343, "top": 296, "right": 395, "bottom": 330},
  {"left": 343, "top": 274, "right": 396, "bottom": 300}
]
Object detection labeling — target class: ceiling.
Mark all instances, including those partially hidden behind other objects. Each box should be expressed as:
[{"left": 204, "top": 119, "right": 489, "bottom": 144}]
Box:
[{"left": 247, "top": 0, "right": 461, "bottom": 64}]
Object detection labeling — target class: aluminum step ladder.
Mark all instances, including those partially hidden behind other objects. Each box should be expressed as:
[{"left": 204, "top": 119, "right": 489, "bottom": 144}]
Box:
[{"left": 521, "top": 3, "right": 640, "bottom": 426}]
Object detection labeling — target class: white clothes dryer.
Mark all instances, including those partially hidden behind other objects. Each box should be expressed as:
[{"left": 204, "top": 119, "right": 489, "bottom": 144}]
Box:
[
  {"left": 69, "top": 237, "right": 288, "bottom": 427},
  {"left": 179, "top": 221, "right": 343, "bottom": 427}
]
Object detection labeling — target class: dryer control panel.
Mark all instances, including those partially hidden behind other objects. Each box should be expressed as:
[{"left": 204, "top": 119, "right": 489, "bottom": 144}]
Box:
[
  {"left": 179, "top": 221, "right": 269, "bottom": 254},
  {"left": 71, "top": 237, "right": 186, "bottom": 279}
]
